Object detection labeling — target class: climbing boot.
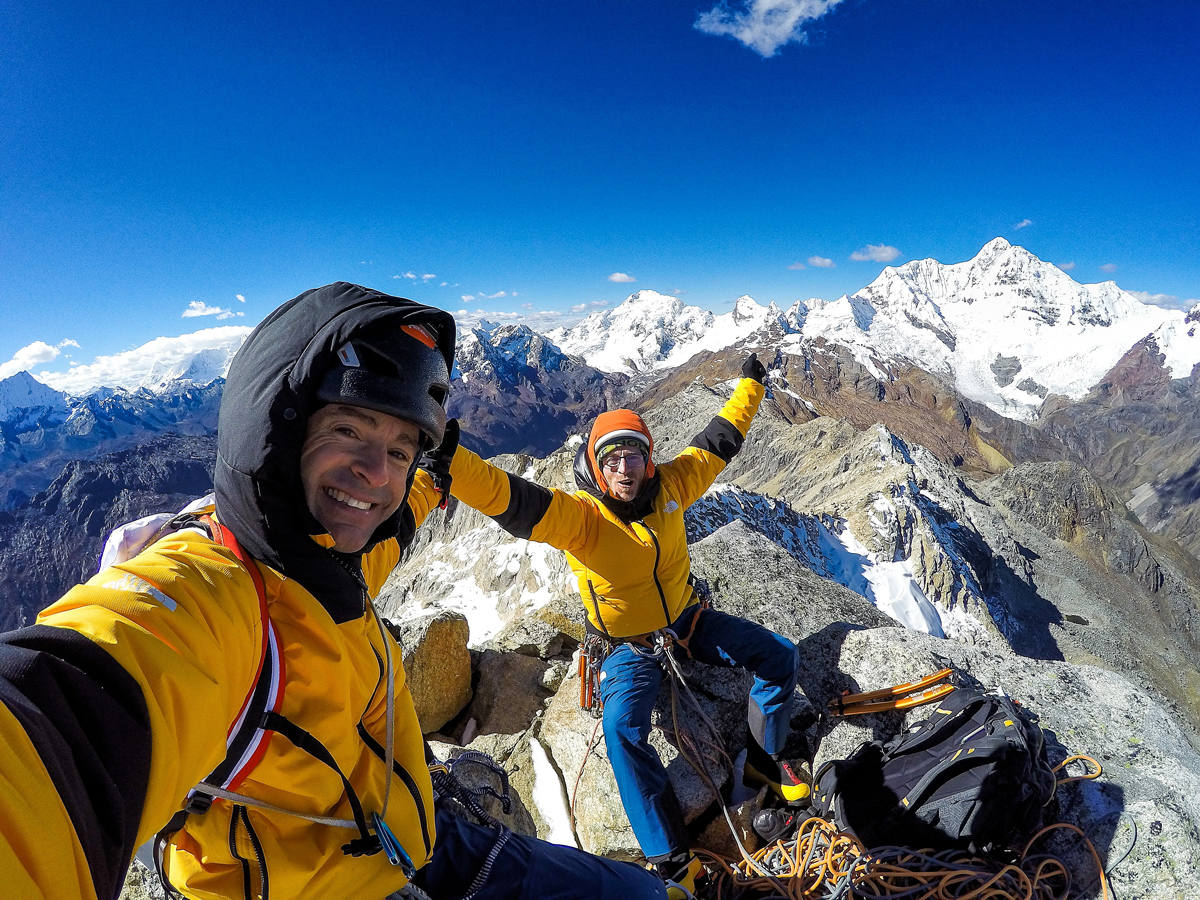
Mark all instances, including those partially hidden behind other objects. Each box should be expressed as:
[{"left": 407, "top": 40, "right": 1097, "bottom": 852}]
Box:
[
  {"left": 744, "top": 738, "right": 811, "bottom": 804},
  {"left": 655, "top": 853, "right": 703, "bottom": 900},
  {"left": 752, "top": 806, "right": 799, "bottom": 843}
]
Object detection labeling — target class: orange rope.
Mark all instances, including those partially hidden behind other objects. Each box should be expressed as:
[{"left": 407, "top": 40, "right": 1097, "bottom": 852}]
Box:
[
  {"left": 569, "top": 716, "right": 605, "bottom": 837},
  {"left": 692, "top": 816, "right": 1109, "bottom": 900}
]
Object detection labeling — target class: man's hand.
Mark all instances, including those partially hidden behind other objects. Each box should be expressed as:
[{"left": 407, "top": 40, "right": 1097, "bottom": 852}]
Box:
[
  {"left": 420, "top": 418, "right": 460, "bottom": 509},
  {"left": 741, "top": 352, "right": 767, "bottom": 384}
]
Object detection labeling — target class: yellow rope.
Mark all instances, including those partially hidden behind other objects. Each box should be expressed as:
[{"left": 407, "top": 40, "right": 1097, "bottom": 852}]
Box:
[{"left": 1052, "top": 755, "right": 1102, "bottom": 786}]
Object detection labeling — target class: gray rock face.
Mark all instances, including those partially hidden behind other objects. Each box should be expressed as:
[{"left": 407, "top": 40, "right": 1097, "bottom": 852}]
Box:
[
  {"left": 1038, "top": 337, "right": 1200, "bottom": 560},
  {"left": 990, "top": 354, "right": 1022, "bottom": 387},
  {"left": 1016, "top": 377, "right": 1049, "bottom": 397},
  {"left": 973, "top": 462, "right": 1200, "bottom": 724}
]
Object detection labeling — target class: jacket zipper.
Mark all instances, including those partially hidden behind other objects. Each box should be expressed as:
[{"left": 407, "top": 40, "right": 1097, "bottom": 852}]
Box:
[
  {"left": 636, "top": 521, "right": 672, "bottom": 627},
  {"left": 229, "top": 804, "right": 269, "bottom": 900}
]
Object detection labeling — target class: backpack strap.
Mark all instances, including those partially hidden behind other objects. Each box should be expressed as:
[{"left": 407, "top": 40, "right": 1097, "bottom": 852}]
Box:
[
  {"left": 151, "top": 515, "right": 285, "bottom": 894},
  {"left": 200, "top": 517, "right": 286, "bottom": 793}
]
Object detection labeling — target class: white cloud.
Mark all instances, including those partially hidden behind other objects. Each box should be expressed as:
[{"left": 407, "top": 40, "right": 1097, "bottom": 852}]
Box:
[
  {"left": 608, "top": 272, "right": 636, "bottom": 283},
  {"left": 182, "top": 301, "right": 244, "bottom": 320},
  {"left": 571, "top": 300, "right": 611, "bottom": 313},
  {"left": 695, "top": 0, "right": 845, "bottom": 58},
  {"left": 850, "top": 244, "right": 901, "bottom": 263},
  {"left": 36, "top": 325, "right": 252, "bottom": 395},
  {"left": 788, "top": 261, "right": 806, "bottom": 270},
  {"left": 1013, "top": 218, "right": 1032, "bottom": 230},
  {"left": 59, "top": 339, "right": 80, "bottom": 350},
  {"left": 1100, "top": 263, "right": 1118, "bottom": 273},
  {"left": 486, "top": 291, "right": 508, "bottom": 299},
  {"left": 461, "top": 294, "right": 476, "bottom": 302},
  {"left": 236, "top": 294, "right": 246, "bottom": 302},
  {"left": 807, "top": 255, "right": 835, "bottom": 268},
  {"left": 422, "top": 274, "right": 436, "bottom": 281},
  {"left": 1, "top": 340, "right": 65, "bottom": 379},
  {"left": 1058, "top": 261, "right": 1076, "bottom": 271},
  {"left": 1127, "top": 290, "right": 1194, "bottom": 310},
  {"left": 454, "top": 303, "right": 602, "bottom": 335}
]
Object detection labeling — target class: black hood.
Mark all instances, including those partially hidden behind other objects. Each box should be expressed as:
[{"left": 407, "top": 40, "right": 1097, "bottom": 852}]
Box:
[{"left": 214, "top": 282, "right": 456, "bottom": 622}]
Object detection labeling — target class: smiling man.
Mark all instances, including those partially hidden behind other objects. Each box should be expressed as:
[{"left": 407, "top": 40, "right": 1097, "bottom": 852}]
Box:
[
  {"left": 0, "top": 283, "right": 665, "bottom": 900},
  {"left": 300, "top": 404, "right": 424, "bottom": 552},
  {"left": 430, "top": 354, "right": 805, "bottom": 898}
]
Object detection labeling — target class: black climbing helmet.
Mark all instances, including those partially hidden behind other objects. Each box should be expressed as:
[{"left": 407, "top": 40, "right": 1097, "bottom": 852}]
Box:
[{"left": 316, "top": 320, "right": 451, "bottom": 447}]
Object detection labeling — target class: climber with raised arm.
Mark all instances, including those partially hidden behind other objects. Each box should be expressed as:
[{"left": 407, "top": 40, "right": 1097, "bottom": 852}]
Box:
[
  {"left": 0, "top": 282, "right": 665, "bottom": 900},
  {"left": 426, "top": 353, "right": 804, "bottom": 898}
]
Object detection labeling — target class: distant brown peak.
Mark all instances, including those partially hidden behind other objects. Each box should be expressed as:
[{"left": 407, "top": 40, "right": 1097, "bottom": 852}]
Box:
[{"left": 1088, "top": 335, "right": 1170, "bottom": 403}]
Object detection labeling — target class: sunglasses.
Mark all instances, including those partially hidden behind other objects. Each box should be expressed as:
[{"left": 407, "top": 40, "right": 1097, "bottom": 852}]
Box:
[{"left": 601, "top": 452, "right": 646, "bottom": 472}]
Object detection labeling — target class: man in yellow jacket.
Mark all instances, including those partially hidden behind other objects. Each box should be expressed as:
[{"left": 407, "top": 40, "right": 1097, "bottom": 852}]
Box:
[
  {"left": 433, "top": 354, "right": 804, "bottom": 896},
  {"left": 0, "top": 283, "right": 664, "bottom": 899}
]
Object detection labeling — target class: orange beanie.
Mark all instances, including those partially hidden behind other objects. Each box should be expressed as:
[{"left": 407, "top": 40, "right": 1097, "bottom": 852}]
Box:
[{"left": 587, "top": 409, "right": 655, "bottom": 490}]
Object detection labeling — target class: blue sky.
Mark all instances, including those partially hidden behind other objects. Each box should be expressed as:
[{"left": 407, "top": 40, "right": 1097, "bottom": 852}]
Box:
[{"left": 2, "top": 0, "right": 1198, "bottom": 381}]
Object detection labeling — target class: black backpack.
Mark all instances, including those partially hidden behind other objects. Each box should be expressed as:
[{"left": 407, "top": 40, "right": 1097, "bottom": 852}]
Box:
[{"left": 811, "top": 683, "right": 1056, "bottom": 853}]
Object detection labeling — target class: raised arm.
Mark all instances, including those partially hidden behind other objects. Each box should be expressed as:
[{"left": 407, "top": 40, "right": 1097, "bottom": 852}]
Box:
[
  {"left": 661, "top": 355, "right": 767, "bottom": 509},
  {"left": 417, "top": 420, "right": 600, "bottom": 555}
]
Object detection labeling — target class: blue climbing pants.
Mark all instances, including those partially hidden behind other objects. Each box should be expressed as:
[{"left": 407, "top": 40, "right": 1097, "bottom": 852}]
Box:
[
  {"left": 413, "top": 805, "right": 666, "bottom": 899},
  {"left": 598, "top": 604, "right": 800, "bottom": 860}
]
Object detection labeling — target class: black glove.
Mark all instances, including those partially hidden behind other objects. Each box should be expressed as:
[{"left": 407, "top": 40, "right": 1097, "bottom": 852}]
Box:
[
  {"left": 741, "top": 352, "right": 766, "bottom": 384},
  {"left": 420, "top": 418, "right": 460, "bottom": 509}
]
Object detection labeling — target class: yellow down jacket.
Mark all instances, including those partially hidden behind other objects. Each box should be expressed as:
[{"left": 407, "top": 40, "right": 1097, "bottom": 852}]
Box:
[
  {"left": 448, "top": 377, "right": 764, "bottom": 638},
  {"left": 0, "top": 283, "right": 461, "bottom": 900},
  {"left": 0, "top": 476, "right": 445, "bottom": 900}
]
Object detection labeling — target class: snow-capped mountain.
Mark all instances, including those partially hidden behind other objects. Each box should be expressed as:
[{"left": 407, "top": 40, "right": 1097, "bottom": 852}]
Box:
[
  {"left": 0, "top": 372, "right": 223, "bottom": 509},
  {"left": 546, "top": 289, "right": 790, "bottom": 374},
  {"left": 448, "top": 324, "right": 629, "bottom": 457},
  {"left": 455, "top": 323, "right": 574, "bottom": 383},
  {"left": 791, "top": 237, "right": 1196, "bottom": 420},
  {"left": 0, "top": 371, "right": 70, "bottom": 428},
  {"left": 551, "top": 240, "right": 1200, "bottom": 422}
]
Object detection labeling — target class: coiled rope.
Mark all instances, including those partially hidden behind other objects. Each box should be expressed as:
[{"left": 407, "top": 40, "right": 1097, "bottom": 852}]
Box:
[{"left": 693, "top": 812, "right": 1112, "bottom": 900}]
